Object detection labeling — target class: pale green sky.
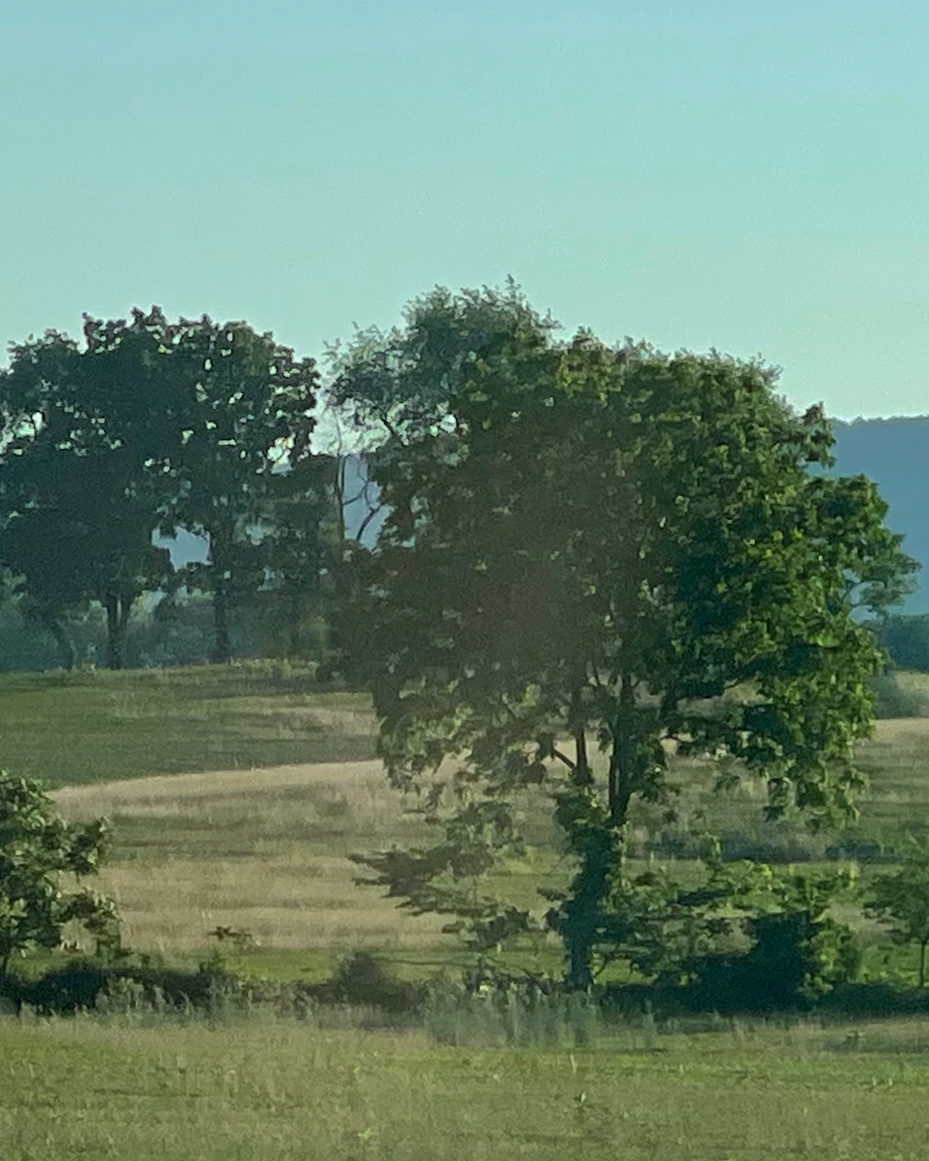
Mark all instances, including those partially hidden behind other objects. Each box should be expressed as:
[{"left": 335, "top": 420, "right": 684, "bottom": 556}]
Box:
[{"left": 2, "top": 1, "right": 927, "bottom": 418}]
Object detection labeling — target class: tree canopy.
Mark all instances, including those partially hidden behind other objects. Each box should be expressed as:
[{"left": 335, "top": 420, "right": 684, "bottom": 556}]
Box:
[
  {"left": 337, "top": 285, "right": 917, "bottom": 985},
  {"left": 0, "top": 308, "right": 323, "bottom": 667}
]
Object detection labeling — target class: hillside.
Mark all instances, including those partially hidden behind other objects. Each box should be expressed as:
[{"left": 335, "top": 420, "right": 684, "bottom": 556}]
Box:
[{"left": 832, "top": 417, "right": 929, "bottom": 612}]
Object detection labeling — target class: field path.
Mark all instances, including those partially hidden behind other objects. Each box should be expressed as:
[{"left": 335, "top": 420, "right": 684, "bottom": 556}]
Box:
[{"left": 53, "top": 757, "right": 390, "bottom": 813}]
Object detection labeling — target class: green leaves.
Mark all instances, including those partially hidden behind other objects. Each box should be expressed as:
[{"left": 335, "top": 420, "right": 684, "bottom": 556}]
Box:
[
  {"left": 0, "top": 308, "right": 324, "bottom": 666},
  {"left": 866, "top": 835, "right": 929, "bottom": 986},
  {"left": 0, "top": 770, "right": 118, "bottom": 971}
]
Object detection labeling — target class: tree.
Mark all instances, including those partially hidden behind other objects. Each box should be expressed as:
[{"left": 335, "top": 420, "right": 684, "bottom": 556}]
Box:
[
  {"left": 0, "top": 314, "right": 176, "bottom": 668},
  {"left": 158, "top": 315, "right": 320, "bottom": 662},
  {"left": 866, "top": 836, "right": 929, "bottom": 987},
  {"left": 258, "top": 454, "right": 344, "bottom": 660},
  {"left": 0, "top": 770, "right": 119, "bottom": 973},
  {"left": 338, "top": 286, "right": 917, "bottom": 987}
]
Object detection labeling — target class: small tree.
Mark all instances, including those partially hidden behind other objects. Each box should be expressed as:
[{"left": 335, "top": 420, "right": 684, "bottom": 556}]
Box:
[
  {"left": 0, "top": 770, "right": 119, "bottom": 973},
  {"left": 866, "top": 837, "right": 929, "bottom": 987}
]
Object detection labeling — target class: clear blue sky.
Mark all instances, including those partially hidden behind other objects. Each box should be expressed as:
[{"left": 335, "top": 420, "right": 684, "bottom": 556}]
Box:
[{"left": 3, "top": 1, "right": 927, "bottom": 418}]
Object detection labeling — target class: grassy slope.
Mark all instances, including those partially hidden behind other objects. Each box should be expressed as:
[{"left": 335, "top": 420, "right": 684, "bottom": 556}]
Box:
[
  {"left": 3, "top": 1014, "right": 929, "bottom": 1160},
  {"left": 54, "top": 759, "right": 453, "bottom": 972},
  {"left": 0, "top": 662, "right": 377, "bottom": 787},
  {"left": 5, "top": 663, "right": 929, "bottom": 975}
]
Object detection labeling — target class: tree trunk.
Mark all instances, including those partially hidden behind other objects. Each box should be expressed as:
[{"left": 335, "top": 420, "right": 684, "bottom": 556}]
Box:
[
  {"left": 211, "top": 579, "right": 232, "bottom": 664},
  {"left": 43, "top": 615, "right": 75, "bottom": 671},
  {"left": 562, "top": 728, "right": 596, "bottom": 987},
  {"left": 561, "top": 823, "right": 624, "bottom": 989},
  {"left": 609, "top": 674, "right": 638, "bottom": 824},
  {"left": 334, "top": 455, "right": 347, "bottom": 546},
  {"left": 920, "top": 939, "right": 927, "bottom": 989},
  {"left": 568, "top": 941, "right": 594, "bottom": 990},
  {"left": 573, "top": 723, "right": 592, "bottom": 788},
  {"left": 104, "top": 594, "right": 132, "bottom": 670},
  {"left": 561, "top": 677, "right": 638, "bottom": 989}
]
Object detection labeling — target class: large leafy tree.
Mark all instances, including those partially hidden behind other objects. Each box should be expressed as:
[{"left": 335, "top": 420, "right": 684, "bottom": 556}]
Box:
[
  {"left": 159, "top": 316, "right": 319, "bottom": 662},
  {"left": 338, "top": 287, "right": 916, "bottom": 986},
  {"left": 0, "top": 315, "right": 174, "bottom": 668}
]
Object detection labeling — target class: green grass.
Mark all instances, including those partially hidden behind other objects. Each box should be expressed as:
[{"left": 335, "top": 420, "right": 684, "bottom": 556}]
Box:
[
  {"left": 4, "top": 1011, "right": 929, "bottom": 1160},
  {"left": 9, "top": 664, "right": 929, "bottom": 1159},
  {"left": 0, "top": 661, "right": 378, "bottom": 787},
  {"left": 5, "top": 662, "right": 929, "bottom": 975}
]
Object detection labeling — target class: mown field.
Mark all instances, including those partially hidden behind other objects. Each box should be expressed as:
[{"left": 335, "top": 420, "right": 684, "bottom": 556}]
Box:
[
  {"left": 6, "top": 663, "right": 929, "bottom": 1160},
  {"left": 0, "top": 662, "right": 378, "bottom": 788},
  {"left": 4, "top": 1011, "right": 929, "bottom": 1160}
]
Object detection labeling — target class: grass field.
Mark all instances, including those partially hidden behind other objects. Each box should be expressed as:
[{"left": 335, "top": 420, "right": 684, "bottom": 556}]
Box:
[
  {"left": 4, "top": 1010, "right": 929, "bottom": 1160},
  {"left": 53, "top": 758, "right": 452, "bottom": 971},
  {"left": 0, "top": 662, "right": 377, "bottom": 788},
  {"left": 6, "top": 664, "right": 929, "bottom": 1160},
  {"left": 19, "top": 666, "right": 925, "bottom": 978}
]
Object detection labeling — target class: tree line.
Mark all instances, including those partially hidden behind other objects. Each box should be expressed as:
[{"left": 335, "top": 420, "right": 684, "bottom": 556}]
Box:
[{"left": 0, "top": 308, "right": 364, "bottom": 670}]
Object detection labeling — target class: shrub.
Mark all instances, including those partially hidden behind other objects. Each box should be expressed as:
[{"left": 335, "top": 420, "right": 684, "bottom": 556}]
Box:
[
  {"left": 0, "top": 769, "right": 119, "bottom": 972},
  {"left": 4, "top": 961, "right": 237, "bottom": 1016},
  {"left": 308, "top": 951, "right": 427, "bottom": 1014}
]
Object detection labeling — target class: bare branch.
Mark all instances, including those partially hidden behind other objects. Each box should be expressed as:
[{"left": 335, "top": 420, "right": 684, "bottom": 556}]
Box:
[{"left": 551, "top": 747, "right": 577, "bottom": 772}]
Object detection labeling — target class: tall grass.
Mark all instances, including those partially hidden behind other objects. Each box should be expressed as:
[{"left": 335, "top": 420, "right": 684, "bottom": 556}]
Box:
[{"left": 31, "top": 665, "right": 929, "bottom": 974}]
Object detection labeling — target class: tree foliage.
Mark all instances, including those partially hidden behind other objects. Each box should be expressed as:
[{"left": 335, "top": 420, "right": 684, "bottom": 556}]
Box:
[
  {"left": 866, "top": 836, "right": 929, "bottom": 987},
  {"left": 339, "top": 285, "right": 917, "bottom": 985},
  {"left": 0, "top": 317, "right": 174, "bottom": 667},
  {"left": 0, "top": 308, "right": 323, "bottom": 666},
  {"left": 0, "top": 770, "right": 119, "bottom": 973},
  {"left": 156, "top": 313, "right": 320, "bottom": 661}
]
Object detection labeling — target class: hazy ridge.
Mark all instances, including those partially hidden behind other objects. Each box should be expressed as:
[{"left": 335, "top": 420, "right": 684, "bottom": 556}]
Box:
[{"left": 833, "top": 416, "right": 929, "bottom": 612}]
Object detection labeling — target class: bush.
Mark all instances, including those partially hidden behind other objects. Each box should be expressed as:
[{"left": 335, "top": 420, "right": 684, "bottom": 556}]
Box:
[
  {"left": 0, "top": 961, "right": 237, "bottom": 1016},
  {"left": 684, "top": 908, "right": 861, "bottom": 1013},
  {"left": 825, "top": 833, "right": 894, "bottom": 863},
  {"left": 307, "top": 951, "right": 427, "bottom": 1015},
  {"left": 820, "top": 981, "right": 929, "bottom": 1018}
]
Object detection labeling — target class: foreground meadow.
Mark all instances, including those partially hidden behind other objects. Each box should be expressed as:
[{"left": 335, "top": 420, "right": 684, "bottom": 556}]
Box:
[
  {"left": 4, "top": 1012, "right": 929, "bottom": 1160},
  {"left": 7, "top": 665, "right": 929, "bottom": 1159}
]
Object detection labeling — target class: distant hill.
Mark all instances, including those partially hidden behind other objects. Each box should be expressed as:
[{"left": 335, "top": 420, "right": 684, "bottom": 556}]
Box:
[
  {"left": 158, "top": 424, "right": 929, "bottom": 612},
  {"left": 832, "top": 418, "right": 929, "bottom": 613}
]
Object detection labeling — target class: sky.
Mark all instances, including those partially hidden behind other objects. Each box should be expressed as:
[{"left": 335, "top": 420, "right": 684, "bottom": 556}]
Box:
[{"left": 2, "top": 1, "right": 928, "bottom": 420}]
